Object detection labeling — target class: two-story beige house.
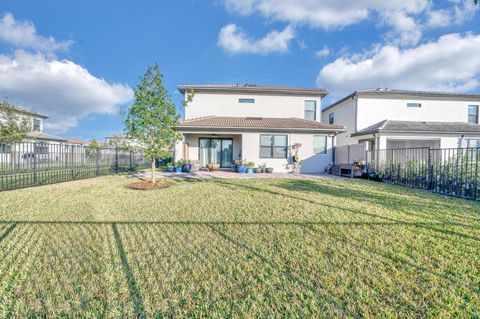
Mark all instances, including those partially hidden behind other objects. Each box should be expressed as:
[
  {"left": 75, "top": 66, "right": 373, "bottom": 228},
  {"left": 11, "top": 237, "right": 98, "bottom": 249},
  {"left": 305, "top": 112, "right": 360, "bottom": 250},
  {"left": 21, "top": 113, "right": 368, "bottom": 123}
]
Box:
[{"left": 174, "top": 84, "right": 345, "bottom": 173}]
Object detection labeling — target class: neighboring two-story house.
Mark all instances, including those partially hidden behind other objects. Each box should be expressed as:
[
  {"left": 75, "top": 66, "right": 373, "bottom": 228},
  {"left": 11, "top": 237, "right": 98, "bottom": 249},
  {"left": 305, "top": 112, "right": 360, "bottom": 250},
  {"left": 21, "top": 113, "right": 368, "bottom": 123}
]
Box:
[
  {"left": 174, "top": 84, "right": 345, "bottom": 173},
  {"left": 322, "top": 88, "right": 480, "bottom": 151},
  {"left": 0, "top": 104, "right": 67, "bottom": 143}
]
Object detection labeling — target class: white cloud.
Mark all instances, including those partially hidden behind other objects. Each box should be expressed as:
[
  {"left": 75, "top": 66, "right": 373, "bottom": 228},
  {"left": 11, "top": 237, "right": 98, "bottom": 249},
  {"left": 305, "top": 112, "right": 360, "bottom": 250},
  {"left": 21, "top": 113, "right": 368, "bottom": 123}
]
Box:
[
  {"left": 222, "top": 0, "right": 479, "bottom": 48},
  {"left": 314, "top": 46, "right": 330, "bottom": 58},
  {"left": 0, "top": 13, "right": 72, "bottom": 53},
  {"left": 0, "top": 50, "right": 133, "bottom": 132},
  {"left": 316, "top": 33, "right": 480, "bottom": 97},
  {"left": 382, "top": 11, "right": 422, "bottom": 45},
  {"left": 426, "top": 9, "right": 452, "bottom": 27},
  {"left": 223, "top": 0, "right": 428, "bottom": 30},
  {"left": 218, "top": 23, "right": 295, "bottom": 54}
]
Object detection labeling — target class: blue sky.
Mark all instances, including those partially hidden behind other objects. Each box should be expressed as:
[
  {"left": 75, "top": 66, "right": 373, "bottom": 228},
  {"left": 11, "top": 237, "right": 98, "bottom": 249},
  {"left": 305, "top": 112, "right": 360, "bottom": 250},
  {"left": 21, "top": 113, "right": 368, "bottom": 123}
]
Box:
[{"left": 0, "top": 0, "right": 479, "bottom": 140}]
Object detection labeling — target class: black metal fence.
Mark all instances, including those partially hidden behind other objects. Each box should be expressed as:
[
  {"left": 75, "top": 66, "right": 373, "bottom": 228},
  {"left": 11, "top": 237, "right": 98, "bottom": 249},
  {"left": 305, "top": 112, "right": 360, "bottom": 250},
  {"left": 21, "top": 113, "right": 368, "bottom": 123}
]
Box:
[
  {"left": 0, "top": 141, "right": 150, "bottom": 191},
  {"left": 366, "top": 147, "right": 480, "bottom": 200}
]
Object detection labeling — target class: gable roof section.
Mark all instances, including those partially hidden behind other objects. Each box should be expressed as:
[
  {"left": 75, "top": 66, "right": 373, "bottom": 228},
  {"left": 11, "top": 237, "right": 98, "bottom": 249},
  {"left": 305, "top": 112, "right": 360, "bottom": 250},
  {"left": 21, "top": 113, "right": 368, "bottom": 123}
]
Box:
[
  {"left": 176, "top": 116, "right": 345, "bottom": 133},
  {"left": 1, "top": 103, "right": 48, "bottom": 119},
  {"left": 352, "top": 120, "right": 480, "bottom": 137},
  {"left": 178, "top": 84, "right": 328, "bottom": 97},
  {"left": 324, "top": 88, "right": 480, "bottom": 112}
]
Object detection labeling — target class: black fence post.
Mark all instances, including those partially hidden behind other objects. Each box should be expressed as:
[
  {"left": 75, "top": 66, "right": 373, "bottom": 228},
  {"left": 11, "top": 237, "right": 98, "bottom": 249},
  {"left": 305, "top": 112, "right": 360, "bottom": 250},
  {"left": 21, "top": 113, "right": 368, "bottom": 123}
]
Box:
[
  {"left": 129, "top": 151, "right": 133, "bottom": 172},
  {"left": 115, "top": 147, "right": 119, "bottom": 173},
  {"left": 33, "top": 143, "right": 37, "bottom": 185},
  {"left": 96, "top": 147, "right": 100, "bottom": 176},
  {"left": 365, "top": 150, "right": 369, "bottom": 180},
  {"left": 474, "top": 147, "right": 479, "bottom": 200},
  {"left": 427, "top": 148, "right": 433, "bottom": 191},
  {"left": 71, "top": 145, "right": 75, "bottom": 180}
]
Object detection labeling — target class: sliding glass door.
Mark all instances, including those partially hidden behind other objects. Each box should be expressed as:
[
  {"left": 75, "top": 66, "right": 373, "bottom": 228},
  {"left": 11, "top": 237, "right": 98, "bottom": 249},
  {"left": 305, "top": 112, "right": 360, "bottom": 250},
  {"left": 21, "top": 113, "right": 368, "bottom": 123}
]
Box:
[{"left": 199, "top": 138, "right": 233, "bottom": 168}]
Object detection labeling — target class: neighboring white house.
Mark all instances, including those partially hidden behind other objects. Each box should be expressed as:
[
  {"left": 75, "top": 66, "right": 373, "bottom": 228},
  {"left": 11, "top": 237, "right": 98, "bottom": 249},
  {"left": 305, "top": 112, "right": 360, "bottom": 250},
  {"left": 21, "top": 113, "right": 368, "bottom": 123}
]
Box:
[
  {"left": 0, "top": 104, "right": 67, "bottom": 143},
  {"left": 322, "top": 88, "right": 480, "bottom": 150},
  {"left": 174, "top": 84, "right": 345, "bottom": 173}
]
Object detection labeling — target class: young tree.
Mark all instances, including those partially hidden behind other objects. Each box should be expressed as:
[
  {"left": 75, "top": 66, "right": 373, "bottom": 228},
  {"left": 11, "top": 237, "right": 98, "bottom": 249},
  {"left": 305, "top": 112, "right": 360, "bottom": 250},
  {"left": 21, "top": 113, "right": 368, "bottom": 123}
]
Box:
[
  {"left": 125, "top": 64, "right": 181, "bottom": 183},
  {"left": 0, "top": 101, "right": 32, "bottom": 142}
]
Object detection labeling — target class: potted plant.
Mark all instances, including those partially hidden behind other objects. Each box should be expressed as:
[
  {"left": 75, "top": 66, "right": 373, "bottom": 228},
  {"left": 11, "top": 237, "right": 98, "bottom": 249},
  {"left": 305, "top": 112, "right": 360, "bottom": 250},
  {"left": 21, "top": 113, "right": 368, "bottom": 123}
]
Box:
[
  {"left": 182, "top": 160, "right": 192, "bottom": 173},
  {"left": 266, "top": 167, "right": 274, "bottom": 173},
  {"left": 246, "top": 161, "right": 255, "bottom": 174},
  {"left": 259, "top": 163, "right": 266, "bottom": 173},
  {"left": 236, "top": 160, "right": 247, "bottom": 173},
  {"left": 254, "top": 166, "right": 262, "bottom": 173},
  {"left": 175, "top": 160, "right": 183, "bottom": 173},
  {"left": 232, "top": 159, "right": 242, "bottom": 172},
  {"left": 166, "top": 162, "right": 174, "bottom": 172}
]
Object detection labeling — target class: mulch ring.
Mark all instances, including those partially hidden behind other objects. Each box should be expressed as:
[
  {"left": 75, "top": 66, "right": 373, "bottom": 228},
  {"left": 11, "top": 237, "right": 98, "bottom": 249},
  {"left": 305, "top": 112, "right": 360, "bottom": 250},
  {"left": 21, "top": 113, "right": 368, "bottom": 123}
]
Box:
[{"left": 127, "top": 180, "right": 175, "bottom": 190}]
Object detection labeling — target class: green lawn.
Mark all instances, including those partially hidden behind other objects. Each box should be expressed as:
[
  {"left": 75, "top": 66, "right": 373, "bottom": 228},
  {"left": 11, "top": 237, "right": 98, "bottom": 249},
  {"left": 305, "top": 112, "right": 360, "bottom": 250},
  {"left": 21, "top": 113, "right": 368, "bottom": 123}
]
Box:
[{"left": 0, "top": 176, "right": 479, "bottom": 318}]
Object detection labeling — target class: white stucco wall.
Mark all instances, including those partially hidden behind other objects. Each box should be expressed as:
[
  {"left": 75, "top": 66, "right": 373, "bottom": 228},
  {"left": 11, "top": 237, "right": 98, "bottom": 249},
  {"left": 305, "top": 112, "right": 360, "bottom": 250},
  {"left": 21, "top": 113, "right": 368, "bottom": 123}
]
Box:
[
  {"left": 322, "top": 98, "right": 357, "bottom": 146},
  {"left": 176, "top": 131, "right": 334, "bottom": 173},
  {"left": 241, "top": 132, "right": 333, "bottom": 173},
  {"left": 0, "top": 114, "right": 45, "bottom": 132},
  {"left": 184, "top": 92, "right": 322, "bottom": 121},
  {"left": 357, "top": 96, "right": 480, "bottom": 130}
]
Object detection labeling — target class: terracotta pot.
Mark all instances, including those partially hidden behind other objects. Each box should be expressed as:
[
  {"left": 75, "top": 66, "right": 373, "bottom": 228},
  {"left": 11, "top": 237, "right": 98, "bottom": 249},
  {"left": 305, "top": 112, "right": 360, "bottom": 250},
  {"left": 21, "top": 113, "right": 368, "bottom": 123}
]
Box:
[{"left": 207, "top": 163, "right": 220, "bottom": 171}]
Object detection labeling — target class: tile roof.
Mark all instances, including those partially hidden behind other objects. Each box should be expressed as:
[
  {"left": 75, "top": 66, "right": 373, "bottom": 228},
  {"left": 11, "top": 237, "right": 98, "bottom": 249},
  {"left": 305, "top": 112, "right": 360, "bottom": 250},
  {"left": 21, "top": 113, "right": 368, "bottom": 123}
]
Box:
[
  {"left": 176, "top": 116, "right": 345, "bottom": 132},
  {"left": 178, "top": 84, "right": 328, "bottom": 96},
  {"left": 26, "top": 131, "right": 67, "bottom": 142},
  {"left": 352, "top": 120, "right": 480, "bottom": 137},
  {"left": 63, "top": 137, "right": 89, "bottom": 145}
]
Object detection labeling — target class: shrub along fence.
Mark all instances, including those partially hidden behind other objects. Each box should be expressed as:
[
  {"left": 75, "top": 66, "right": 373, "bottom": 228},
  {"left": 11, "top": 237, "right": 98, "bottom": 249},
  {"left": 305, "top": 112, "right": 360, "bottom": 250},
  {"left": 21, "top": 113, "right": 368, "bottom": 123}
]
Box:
[
  {"left": 0, "top": 141, "right": 150, "bottom": 191},
  {"left": 366, "top": 147, "right": 480, "bottom": 200}
]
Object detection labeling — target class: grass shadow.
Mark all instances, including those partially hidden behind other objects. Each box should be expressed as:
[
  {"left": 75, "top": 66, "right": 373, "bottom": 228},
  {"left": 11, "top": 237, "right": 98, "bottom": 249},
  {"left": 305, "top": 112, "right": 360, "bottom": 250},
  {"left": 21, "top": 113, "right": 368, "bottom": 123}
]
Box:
[
  {"left": 213, "top": 180, "right": 480, "bottom": 242},
  {"left": 112, "top": 223, "right": 146, "bottom": 318},
  {"left": 0, "top": 223, "right": 16, "bottom": 244}
]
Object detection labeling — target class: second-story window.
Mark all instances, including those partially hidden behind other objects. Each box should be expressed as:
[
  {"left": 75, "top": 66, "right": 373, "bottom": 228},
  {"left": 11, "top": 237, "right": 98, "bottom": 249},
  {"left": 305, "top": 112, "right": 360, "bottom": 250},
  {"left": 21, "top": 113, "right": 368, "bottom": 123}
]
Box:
[
  {"left": 328, "top": 113, "right": 334, "bottom": 124},
  {"left": 33, "top": 118, "right": 41, "bottom": 131},
  {"left": 304, "top": 100, "right": 316, "bottom": 121},
  {"left": 468, "top": 105, "right": 479, "bottom": 124},
  {"left": 407, "top": 103, "right": 422, "bottom": 108},
  {"left": 239, "top": 98, "right": 255, "bottom": 103}
]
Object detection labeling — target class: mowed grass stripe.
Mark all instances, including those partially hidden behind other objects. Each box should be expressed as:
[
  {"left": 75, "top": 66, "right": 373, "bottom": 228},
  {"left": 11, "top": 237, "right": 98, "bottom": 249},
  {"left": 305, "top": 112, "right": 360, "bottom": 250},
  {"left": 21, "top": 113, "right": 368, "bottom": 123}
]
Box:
[
  {"left": 0, "top": 224, "right": 134, "bottom": 317},
  {"left": 0, "top": 176, "right": 478, "bottom": 317}
]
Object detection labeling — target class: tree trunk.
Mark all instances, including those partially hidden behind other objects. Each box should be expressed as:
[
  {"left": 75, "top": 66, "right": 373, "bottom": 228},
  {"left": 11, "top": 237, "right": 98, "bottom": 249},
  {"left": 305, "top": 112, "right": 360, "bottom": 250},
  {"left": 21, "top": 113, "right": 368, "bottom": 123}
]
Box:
[{"left": 151, "top": 159, "right": 156, "bottom": 183}]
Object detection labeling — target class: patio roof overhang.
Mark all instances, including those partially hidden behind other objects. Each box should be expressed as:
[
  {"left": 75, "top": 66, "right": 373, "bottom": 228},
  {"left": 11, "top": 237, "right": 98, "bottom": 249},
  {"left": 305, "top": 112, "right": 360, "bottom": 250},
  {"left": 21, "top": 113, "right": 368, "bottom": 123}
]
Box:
[
  {"left": 175, "top": 116, "right": 346, "bottom": 135},
  {"left": 175, "top": 126, "right": 345, "bottom": 134}
]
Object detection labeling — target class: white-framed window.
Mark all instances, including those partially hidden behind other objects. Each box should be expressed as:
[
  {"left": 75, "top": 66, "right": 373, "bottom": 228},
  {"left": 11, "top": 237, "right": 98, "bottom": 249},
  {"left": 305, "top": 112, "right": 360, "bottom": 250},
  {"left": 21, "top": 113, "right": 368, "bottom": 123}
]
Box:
[
  {"left": 239, "top": 98, "right": 255, "bottom": 103},
  {"left": 260, "top": 134, "right": 288, "bottom": 158},
  {"left": 313, "top": 135, "right": 327, "bottom": 154},
  {"left": 0, "top": 143, "right": 12, "bottom": 153},
  {"left": 407, "top": 103, "right": 421, "bottom": 108},
  {"left": 34, "top": 142, "right": 49, "bottom": 154},
  {"left": 33, "top": 118, "right": 41, "bottom": 131},
  {"left": 468, "top": 105, "right": 479, "bottom": 124},
  {"left": 304, "top": 100, "right": 316, "bottom": 121},
  {"left": 467, "top": 139, "right": 480, "bottom": 148},
  {"left": 328, "top": 113, "right": 334, "bottom": 124}
]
